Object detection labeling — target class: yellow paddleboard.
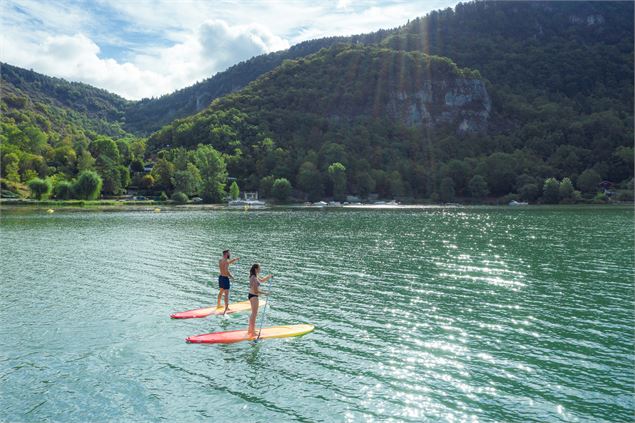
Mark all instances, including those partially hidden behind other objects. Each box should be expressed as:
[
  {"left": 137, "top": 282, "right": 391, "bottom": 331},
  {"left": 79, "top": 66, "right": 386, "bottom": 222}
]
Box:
[{"left": 186, "top": 324, "right": 315, "bottom": 344}]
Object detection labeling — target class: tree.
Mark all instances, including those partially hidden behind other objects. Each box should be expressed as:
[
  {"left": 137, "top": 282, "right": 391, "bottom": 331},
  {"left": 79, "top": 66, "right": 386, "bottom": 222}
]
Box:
[
  {"left": 151, "top": 159, "right": 175, "bottom": 191},
  {"left": 577, "top": 169, "right": 601, "bottom": 194},
  {"left": 53, "top": 180, "right": 73, "bottom": 200},
  {"left": 439, "top": 177, "right": 455, "bottom": 202},
  {"left": 99, "top": 162, "right": 123, "bottom": 195},
  {"left": 229, "top": 181, "right": 240, "bottom": 200},
  {"left": 444, "top": 160, "right": 470, "bottom": 194},
  {"left": 272, "top": 178, "right": 292, "bottom": 202},
  {"left": 51, "top": 146, "right": 77, "bottom": 175},
  {"left": 388, "top": 171, "right": 405, "bottom": 197},
  {"left": 327, "top": 162, "right": 346, "bottom": 200},
  {"left": 27, "top": 178, "right": 51, "bottom": 200},
  {"left": 467, "top": 175, "right": 489, "bottom": 198},
  {"left": 519, "top": 183, "right": 539, "bottom": 201},
  {"left": 115, "top": 139, "right": 132, "bottom": 165},
  {"left": 259, "top": 175, "right": 276, "bottom": 198},
  {"left": 485, "top": 152, "right": 515, "bottom": 195},
  {"left": 354, "top": 171, "right": 375, "bottom": 198},
  {"left": 77, "top": 149, "right": 96, "bottom": 172},
  {"left": 73, "top": 170, "right": 102, "bottom": 200},
  {"left": 90, "top": 136, "right": 120, "bottom": 165},
  {"left": 542, "top": 178, "right": 560, "bottom": 204},
  {"left": 140, "top": 174, "right": 155, "bottom": 189},
  {"left": 297, "top": 161, "right": 323, "bottom": 201},
  {"left": 117, "top": 166, "right": 130, "bottom": 191},
  {"left": 193, "top": 144, "right": 228, "bottom": 203},
  {"left": 2, "top": 152, "right": 20, "bottom": 182},
  {"left": 171, "top": 164, "right": 202, "bottom": 196},
  {"left": 559, "top": 177, "right": 575, "bottom": 202},
  {"left": 130, "top": 159, "right": 144, "bottom": 173}
]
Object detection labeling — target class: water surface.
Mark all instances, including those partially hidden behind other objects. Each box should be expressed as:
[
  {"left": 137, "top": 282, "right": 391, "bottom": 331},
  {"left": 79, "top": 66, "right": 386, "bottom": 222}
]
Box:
[{"left": 1, "top": 206, "right": 633, "bottom": 421}]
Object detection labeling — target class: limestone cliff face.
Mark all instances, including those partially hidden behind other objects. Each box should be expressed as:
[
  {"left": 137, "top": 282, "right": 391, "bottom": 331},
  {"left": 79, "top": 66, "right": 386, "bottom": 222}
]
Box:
[{"left": 386, "top": 78, "right": 491, "bottom": 133}]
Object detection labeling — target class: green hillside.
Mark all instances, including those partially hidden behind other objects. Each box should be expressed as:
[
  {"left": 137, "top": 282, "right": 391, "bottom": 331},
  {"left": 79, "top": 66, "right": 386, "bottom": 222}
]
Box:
[
  {"left": 124, "top": 30, "right": 393, "bottom": 135},
  {"left": 1, "top": 1, "right": 632, "bottom": 203}
]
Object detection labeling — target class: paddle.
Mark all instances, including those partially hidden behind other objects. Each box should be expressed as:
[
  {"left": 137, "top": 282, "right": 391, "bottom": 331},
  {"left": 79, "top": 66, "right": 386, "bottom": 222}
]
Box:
[{"left": 256, "top": 275, "right": 273, "bottom": 342}]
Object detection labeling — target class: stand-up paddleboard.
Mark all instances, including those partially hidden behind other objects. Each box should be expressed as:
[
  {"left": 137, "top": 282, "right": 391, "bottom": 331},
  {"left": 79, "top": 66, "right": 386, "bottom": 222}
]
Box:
[
  {"left": 186, "top": 324, "right": 314, "bottom": 344},
  {"left": 170, "top": 300, "right": 258, "bottom": 319}
]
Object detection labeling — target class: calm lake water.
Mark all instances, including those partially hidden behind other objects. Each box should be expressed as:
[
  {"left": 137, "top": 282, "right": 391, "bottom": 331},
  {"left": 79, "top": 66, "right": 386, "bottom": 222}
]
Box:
[{"left": 1, "top": 206, "right": 633, "bottom": 422}]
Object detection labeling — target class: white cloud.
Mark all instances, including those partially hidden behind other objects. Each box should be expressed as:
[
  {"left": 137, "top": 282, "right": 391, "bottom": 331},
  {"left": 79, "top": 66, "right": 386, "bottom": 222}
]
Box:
[
  {"left": 1, "top": 0, "right": 460, "bottom": 99},
  {"left": 2, "top": 19, "right": 290, "bottom": 100}
]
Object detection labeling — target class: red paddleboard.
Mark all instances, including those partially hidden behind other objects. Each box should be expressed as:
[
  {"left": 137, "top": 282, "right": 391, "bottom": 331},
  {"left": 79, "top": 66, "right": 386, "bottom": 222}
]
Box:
[
  {"left": 186, "top": 324, "right": 315, "bottom": 344},
  {"left": 170, "top": 300, "right": 256, "bottom": 319}
]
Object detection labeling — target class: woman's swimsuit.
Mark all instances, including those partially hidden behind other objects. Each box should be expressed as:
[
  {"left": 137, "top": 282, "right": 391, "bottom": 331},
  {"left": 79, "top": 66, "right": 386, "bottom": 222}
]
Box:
[{"left": 248, "top": 276, "right": 260, "bottom": 300}]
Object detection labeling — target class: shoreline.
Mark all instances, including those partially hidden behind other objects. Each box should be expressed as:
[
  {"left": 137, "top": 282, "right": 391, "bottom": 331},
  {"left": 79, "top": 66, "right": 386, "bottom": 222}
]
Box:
[{"left": 0, "top": 200, "right": 632, "bottom": 213}]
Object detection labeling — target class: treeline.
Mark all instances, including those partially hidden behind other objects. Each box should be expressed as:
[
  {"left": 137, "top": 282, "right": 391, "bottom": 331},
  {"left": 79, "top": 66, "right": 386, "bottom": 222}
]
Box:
[
  {"left": 0, "top": 84, "right": 146, "bottom": 200},
  {"left": 147, "top": 43, "right": 633, "bottom": 203}
]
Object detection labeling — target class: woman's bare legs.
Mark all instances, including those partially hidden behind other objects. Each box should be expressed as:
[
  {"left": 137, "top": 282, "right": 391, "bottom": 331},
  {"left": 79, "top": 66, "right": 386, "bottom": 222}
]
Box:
[{"left": 247, "top": 296, "right": 259, "bottom": 337}]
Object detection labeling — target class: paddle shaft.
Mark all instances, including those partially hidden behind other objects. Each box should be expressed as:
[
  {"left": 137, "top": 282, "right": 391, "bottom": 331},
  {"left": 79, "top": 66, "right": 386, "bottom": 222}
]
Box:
[{"left": 256, "top": 275, "right": 273, "bottom": 341}]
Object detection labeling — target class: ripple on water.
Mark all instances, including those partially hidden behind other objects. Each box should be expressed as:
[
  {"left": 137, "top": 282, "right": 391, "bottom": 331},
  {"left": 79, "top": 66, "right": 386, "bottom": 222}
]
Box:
[{"left": 0, "top": 207, "right": 633, "bottom": 422}]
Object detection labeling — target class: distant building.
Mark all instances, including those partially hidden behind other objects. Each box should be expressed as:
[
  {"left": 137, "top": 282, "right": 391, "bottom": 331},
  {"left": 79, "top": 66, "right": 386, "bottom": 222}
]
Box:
[{"left": 244, "top": 191, "right": 259, "bottom": 201}]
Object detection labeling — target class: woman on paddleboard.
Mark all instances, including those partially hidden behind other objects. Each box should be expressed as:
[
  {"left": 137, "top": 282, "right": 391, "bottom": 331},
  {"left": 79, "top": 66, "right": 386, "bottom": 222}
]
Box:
[{"left": 247, "top": 264, "right": 272, "bottom": 337}]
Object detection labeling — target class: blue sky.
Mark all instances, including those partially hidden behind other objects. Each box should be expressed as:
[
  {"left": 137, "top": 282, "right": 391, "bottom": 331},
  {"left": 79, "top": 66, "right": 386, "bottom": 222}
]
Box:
[{"left": 1, "top": 0, "right": 460, "bottom": 100}]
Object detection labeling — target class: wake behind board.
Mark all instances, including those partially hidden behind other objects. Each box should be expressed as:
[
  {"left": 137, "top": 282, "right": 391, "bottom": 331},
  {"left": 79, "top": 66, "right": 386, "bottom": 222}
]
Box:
[
  {"left": 170, "top": 300, "right": 258, "bottom": 319},
  {"left": 186, "top": 324, "right": 315, "bottom": 344}
]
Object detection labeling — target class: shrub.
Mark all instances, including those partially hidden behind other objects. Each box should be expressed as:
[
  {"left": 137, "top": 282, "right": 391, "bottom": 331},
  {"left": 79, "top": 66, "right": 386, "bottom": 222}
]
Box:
[
  {"left": 72, "top": 170, "right": 102, "bottom": 200},
  {"left": 27, "top": 178, "right": 51, "bottom": 200},
  {"left": 260, "top": 176, "right": 275, "bottom": 198},
  {"left": 519, "top": 183, "right": 539, "bottom": 201},
  {"left": 467, "top": 175, "right": 489, "bottom": 198},
  {"left": 171, "top": 191, "right": 189, "bottom": 204},
  {"left": 140, "top": 174, "right": 154, "bottom": 189},
  {"left": 229, "top": 181, "right": 240, "bottom": 200},
  {"left": 577, "top": 169, "right": 601, "bottom": 194},
  {"left": 53, "top": 180, "right": 73, "bottom": 200},
  {"left": 159, "top": 191, "right": 168, "bottom": 201},
  {"left": 272, "top": 178, "right": 292, "bottom": 202},
  {"left": 592, "top": 192, "right": 609, "bottom": 204},
  {"left": 559, "top": 178, "right": 575, "bottom": 201},
  {"left": 542, "top": 178, "right": 560, "bottom": 204}
]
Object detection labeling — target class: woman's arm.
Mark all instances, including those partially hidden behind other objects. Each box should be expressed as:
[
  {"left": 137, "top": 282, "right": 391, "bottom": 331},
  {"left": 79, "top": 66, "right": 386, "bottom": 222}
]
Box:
[{"left": 258, "top": 274, "right": 272, "bottom": 283}]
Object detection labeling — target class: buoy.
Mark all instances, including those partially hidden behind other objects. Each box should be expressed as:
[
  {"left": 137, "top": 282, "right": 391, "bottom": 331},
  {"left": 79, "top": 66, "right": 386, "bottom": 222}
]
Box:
[
  {"left": 46, "top": 209, "right": 54, "bottom": 213},
  {"left": 153, "top": 208, "right": 161, "bottom": 213}
]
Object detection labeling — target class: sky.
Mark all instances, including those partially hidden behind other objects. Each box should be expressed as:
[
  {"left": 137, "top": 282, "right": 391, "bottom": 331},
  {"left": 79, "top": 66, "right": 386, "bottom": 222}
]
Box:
[{"left": 1, "top": 0, "right": 460, "bottom": 100}]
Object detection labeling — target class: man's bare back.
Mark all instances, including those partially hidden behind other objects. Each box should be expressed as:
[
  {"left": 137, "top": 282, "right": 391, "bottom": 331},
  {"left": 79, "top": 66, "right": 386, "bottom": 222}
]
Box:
[{"left": 217, "top": 250, "right": 240, "bottom": 312}]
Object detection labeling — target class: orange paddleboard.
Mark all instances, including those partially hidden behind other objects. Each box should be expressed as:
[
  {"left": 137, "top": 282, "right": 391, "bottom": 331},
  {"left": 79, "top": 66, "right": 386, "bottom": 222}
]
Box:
[{"left": 170, "top": 300, "right": 257, "bottom": 319}]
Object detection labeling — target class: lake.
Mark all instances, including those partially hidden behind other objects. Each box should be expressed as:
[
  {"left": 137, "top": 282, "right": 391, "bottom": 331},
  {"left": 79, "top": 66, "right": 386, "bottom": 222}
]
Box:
[{"left": 1, "top": 206, "right": 633, "bottom": 422}]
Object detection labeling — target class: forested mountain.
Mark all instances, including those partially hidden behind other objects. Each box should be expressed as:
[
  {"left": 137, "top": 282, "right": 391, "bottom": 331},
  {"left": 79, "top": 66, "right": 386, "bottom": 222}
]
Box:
[
  {"left": 1, "top": 63, "right": 130, "bottom": 137},
  {"left": 124, "top": 29, "right": 393, "bottom": 135},
  {"left": 148, "top": 45, "right": 493, "bottom": 199},
  {"left": 148, "top": 1, "right": 633, "bottom": 201},
  {"left": 1, "top": 1, "right": 633, "bottom": 203}
]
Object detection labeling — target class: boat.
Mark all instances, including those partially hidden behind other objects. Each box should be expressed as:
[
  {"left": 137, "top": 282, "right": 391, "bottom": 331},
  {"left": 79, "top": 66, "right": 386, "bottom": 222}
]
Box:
[
  {"left": 227, "top": 199, "right": 266, "bottom": 208},
  {"left": 508, "top": 200, "right": 529, "bottom": 206},
  {"left": 313, "top": 201, "right": 327, "bottom": 207},
  {"left": 228, "top": 191, "right": 266, "bottom": 208}
]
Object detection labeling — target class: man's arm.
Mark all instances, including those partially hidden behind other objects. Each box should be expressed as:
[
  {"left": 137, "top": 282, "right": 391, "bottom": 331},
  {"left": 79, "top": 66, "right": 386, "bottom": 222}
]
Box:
[{"left": 229, "top": 257, "right": 240, "bottom": 264}]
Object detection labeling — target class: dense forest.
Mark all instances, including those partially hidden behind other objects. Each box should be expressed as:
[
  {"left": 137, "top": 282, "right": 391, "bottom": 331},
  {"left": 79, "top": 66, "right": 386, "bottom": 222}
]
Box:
[{"left": 1, "top": 1, "right": 633, "bottom": 204}]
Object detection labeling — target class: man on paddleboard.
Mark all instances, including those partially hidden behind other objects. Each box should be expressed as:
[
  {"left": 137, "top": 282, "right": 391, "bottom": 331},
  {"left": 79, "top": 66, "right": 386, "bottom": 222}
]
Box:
[{"left": 218, "top": 250, "right": 239, "bottom": 314}]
